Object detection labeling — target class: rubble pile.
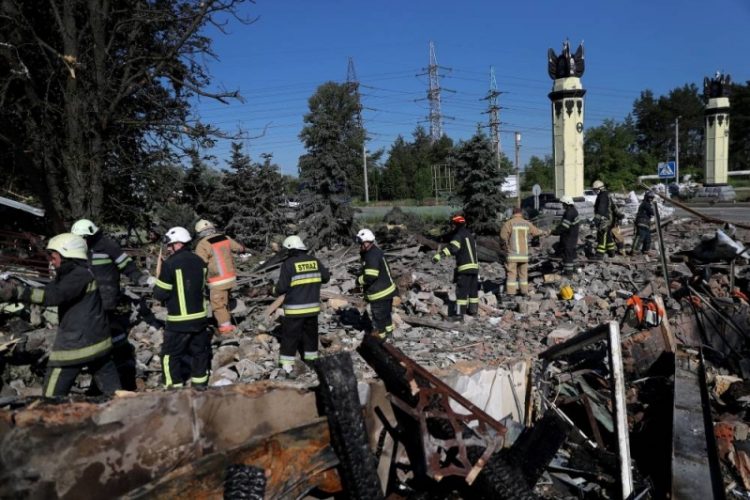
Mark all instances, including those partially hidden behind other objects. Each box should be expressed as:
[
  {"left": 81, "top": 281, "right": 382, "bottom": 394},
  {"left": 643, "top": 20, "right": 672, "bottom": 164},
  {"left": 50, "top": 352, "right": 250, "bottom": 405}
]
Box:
[{"left": 0, "top": 217, "right": 745, "bottom": 397}]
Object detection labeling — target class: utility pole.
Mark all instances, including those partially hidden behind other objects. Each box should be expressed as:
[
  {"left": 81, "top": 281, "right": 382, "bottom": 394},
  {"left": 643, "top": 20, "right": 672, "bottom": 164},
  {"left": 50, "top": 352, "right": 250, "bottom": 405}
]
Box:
[
  {"left": 418, "top": 42, "right": 452, "bottom": 143},
  {"left": 515, "top": 132, "right": 522, "bottom": 207},
  {"left": 481, "top": 66, "right": 503, "bottom": 164},
  {"left": 675, "top": 116, "right": 680, "bottom": 185},
  {"left": 347, "top": 56, "right": 369, "bottom": 203}
]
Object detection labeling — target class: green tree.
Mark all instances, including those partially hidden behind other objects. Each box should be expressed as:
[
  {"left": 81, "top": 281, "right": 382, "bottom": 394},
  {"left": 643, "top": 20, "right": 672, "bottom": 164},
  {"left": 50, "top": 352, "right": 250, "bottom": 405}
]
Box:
[
  {"left": 298, "top": 81, "right": 364, "bottom": 248},
  {"left": 729, "top": 81, "right": 750, "bottom": 173},
  {"left": 0, "top": 0, "right": 250, "bottom": 231},
  {"left": 182, "top": 149, "right": 221, "bottom": 217},
  {"left": 448, "top": 130, "right": 507, "bottom": 235},
  {"left": 521, "top": 155, "right": 554, "bottom": 191},
  {"left": 583, "top": 118, "right": 652, "bottom": 191}
]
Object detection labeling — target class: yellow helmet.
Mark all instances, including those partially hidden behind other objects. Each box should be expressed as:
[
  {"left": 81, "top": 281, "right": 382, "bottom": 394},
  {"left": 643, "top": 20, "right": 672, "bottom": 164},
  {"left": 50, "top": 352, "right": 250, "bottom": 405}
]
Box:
[
  {"left": 560, "top": 285, "right": 575, "bottom": 301},
  {"left": 47, "top": 233, "right": 88, "bottom": 260},
  {"left": 194, "top": 219, "right": 215, "bottom": 234}
]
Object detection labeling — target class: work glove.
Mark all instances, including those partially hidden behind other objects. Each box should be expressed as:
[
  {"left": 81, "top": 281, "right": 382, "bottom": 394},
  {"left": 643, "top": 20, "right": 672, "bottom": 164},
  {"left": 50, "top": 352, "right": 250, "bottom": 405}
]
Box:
[{"left": 432, "top": 253, "right": 441, "bottom": 263}]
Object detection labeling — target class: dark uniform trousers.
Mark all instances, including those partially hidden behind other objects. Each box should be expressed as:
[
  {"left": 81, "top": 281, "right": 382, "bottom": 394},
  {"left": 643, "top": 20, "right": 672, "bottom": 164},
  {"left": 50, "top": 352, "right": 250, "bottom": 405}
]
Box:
[
  {"left": 562, "top": 239, "right": 577, "bottom": 274},
  {"left": 370, "top": 299, "right": 394, "bottom": 336},
  {"left": 44, "top": 356, "right": 120, "bottom": 397},
  {"left": 455, "top": 274, "right": 479, "bottom": 315},
  {"left": 161, "top": 328, "right": 211, "bottom": 387},
  {"left": 108, "top": 307, "right": 137, "bottom": 391},
  {"left": 631, "top": 225, "right": 652, "bottom": 254},
  {"left": 280, "top": 316, "right": 319, "bottom": 364}
]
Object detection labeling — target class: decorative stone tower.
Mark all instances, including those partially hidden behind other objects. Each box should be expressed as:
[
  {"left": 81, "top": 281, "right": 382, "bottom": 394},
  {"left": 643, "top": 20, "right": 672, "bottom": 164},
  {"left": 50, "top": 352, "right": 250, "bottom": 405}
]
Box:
[
  {"left": 703, "top": 72, "right": 731, "bottom": 185},
  {"left": 547, "top": 40, "right": 586, "bottom": 198}
]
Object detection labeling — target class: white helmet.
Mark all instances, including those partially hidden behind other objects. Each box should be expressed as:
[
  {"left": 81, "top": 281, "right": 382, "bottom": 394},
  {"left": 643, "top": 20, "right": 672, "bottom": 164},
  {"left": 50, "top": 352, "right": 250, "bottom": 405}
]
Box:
[
  {"left": 194, "top": 219, "right": 215, "bottom": 234},
  {"left": 592, "top": 180, "right": 605, "bottom": 190},
  {"left": 282, "top": 235, "right": 307, "bottom": 251},
  {"left": 356, "top": 228, "right": 376, "bottom": 243},
  {"left": 47, "top": 233, "right": 88, "bottom": 260},
  {"left": 70, "top": 219, "right": 99, "bottom": 236},
  {"left": 164, "top": 226, "right": 192, "bottom": 245},
  {"left": 560, "top": 195, "right": 575, "bottom": 205}
]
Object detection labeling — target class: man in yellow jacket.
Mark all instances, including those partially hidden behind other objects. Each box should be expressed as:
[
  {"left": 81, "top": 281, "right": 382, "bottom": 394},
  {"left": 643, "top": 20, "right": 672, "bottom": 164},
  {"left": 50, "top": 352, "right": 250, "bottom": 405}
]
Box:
[
  {"left": 194, "top": 219, "right": 246, "bottom": 334},
  {"left": 500, "top": 208, "right": 545, "bottom": 296}
]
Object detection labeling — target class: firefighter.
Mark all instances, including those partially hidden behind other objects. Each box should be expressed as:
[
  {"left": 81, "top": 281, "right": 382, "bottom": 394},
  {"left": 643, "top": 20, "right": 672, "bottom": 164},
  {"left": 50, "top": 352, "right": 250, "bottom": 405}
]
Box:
[
  {"left": 154, "top": 227, "right": 211, "bottom": 388},
  {"left": 551, "top": 196, "right": 581, "bottom": 276},
  {"left": 591, "top": 180, "right": 622, "bottom": 260},
  {"left": 356, "top": 228, "right": 397, "bottom": 339},
  {"left": 500, "top": 207, "right": 545, "bottom": 296},
  {"left": 630, "top": 190, "right": 656, "bottom": 255},
  {"left": 272, "top": 235, "right": 330, "bottom": 376},
  {"left": 194, "top": 219, "right": 246, "bottom": 334},
  {"left": 432, "top": 215, "right": 479, "bottom": 318},
  {"left": 0, "top": 233, "right": 120, "bottom": 396},
  {"left": 71, "top": 218, "right": 148, "bottom": 390}
]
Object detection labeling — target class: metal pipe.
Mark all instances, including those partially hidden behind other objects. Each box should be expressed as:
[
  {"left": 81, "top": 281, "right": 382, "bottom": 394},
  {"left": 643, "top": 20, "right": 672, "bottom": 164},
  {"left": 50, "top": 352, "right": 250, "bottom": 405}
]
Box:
[
  {"left": 652, "top": 200, "right": 671, "bottom": 298},
  {"left": 608, "top": 320, "right": 634, "bottom": 499}
]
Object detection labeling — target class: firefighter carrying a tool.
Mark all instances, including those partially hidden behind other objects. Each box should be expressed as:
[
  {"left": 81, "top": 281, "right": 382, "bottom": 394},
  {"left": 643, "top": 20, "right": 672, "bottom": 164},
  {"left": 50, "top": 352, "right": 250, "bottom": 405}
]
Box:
[
  {"left": 432, "top": 214, "right": 480, "bottom": 319},
  {"left": 0, "top": 233, "right": 120, "bottom": 396},
  {"left": 154, "top": 227, "right": 211, "bottom": 389}
]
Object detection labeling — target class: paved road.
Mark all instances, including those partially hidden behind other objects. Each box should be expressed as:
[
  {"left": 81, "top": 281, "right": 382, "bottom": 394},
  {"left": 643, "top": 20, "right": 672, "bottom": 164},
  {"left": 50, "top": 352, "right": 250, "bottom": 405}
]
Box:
[{"left": 673, "top": 205, "right": 750, "bottom": 224}]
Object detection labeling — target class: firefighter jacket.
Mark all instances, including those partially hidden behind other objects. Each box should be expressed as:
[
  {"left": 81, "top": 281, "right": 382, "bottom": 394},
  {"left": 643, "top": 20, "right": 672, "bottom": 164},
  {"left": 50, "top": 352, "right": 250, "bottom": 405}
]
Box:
[
  {"left": 594, "top": 190, "right": 621, "bottom": 226},
  {"left": 635, "top": 200, "right": 655, "bottom": 229},
  {"left": 20, "top": 260, "right": 111, "bottom": 367},
  {"left": 440, "top": 225, "right": 479, "bottom": 274},
  {"left": 273, "top": 250, "right": 330, "bottom": 317},
  {"left": 154, "top": 247, "right": 209, "bottom": 332},
  {"left": 195, "top": 233, "right": 244, "bottom": 291},
  {"left": 553, "top": 205, "right": 581, "bottom": 245},
  {"left": 500, "top": 213, "right": 543, "bottom": 263},
  {"left": 88, "top": 231, "right": 141, "bottom": 310},
  {"left": 358, "top": 245, "right": 396, "bottom": 303}
]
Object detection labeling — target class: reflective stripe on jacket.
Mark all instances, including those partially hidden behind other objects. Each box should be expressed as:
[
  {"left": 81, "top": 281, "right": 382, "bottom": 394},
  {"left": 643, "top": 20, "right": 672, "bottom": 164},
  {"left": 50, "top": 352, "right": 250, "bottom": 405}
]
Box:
[
  {"left": 556, "top": 205, "right": 581, "bottom": 246},
  {"left": 22, "top": 260, "right": 112, "bottom": 367},
  {"left": 358, "top": 245, "right": 396, "bottom": 302},
  {"left": 195, "top": 234, "right": 243, "bottom": 290},
  {"left": 154, "top": 247, "right": 209, "bottom": 332},
  {"left": 273, "top": 251, "right": 330, "bottom": 317},
  {"left": 440, "top": 225, "right": 479, "bottom": 274},
  {"left": 500, "top": 213, "right": 543, "bottom": 263},
  {"left": 87, "top": 232, "right": 140, "bottom": 310}
]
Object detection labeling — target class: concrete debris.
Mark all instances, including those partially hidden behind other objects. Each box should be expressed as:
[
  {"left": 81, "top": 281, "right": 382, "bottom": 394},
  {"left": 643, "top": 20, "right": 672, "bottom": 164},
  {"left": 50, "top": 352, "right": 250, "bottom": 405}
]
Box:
[{"left": 0, "top": 211, "right": 749, "bottom": 498}]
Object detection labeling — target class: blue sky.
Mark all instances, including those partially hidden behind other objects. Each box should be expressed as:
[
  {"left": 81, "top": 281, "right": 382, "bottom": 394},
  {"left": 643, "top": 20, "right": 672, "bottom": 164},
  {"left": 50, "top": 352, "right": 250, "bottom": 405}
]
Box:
[{"left": 195, "top": 0, "right": 750, "bottom": 176}]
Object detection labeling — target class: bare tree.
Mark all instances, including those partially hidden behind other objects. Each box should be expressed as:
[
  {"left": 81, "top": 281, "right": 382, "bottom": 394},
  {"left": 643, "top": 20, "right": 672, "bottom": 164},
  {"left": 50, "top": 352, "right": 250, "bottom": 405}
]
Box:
[{"left": 0, "top": 0, "right": 253, "bottom": 230}]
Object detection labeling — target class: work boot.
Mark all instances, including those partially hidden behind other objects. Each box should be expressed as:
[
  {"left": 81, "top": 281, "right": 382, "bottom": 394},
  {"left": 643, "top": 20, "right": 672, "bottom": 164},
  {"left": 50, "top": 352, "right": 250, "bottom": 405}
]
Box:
[
  {"left": 447, "top": 314, "right": 464, "bottom": 323},
  {"left": 590, "top": 254, "right": 604, "bottom": 261},
  {"left": 467, "top": 303, "right": 478, "bottom": 316}
]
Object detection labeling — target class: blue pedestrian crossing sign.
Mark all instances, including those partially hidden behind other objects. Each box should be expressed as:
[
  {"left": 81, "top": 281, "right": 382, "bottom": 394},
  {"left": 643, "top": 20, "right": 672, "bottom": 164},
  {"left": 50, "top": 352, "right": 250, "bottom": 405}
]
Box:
[{"left": 657, "top": 161, "right": 676, "bottom": 178}]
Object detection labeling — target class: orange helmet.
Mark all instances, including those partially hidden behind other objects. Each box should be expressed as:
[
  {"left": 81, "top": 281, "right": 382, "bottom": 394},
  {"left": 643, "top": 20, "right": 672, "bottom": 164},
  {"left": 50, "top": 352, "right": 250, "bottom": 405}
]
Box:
[{"left": 451, "top": 215, "right": 466, "bottom": 224}]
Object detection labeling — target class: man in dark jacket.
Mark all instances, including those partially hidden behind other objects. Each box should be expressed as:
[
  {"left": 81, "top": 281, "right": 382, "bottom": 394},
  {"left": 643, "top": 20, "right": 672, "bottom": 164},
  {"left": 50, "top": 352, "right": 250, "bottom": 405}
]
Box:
[
  {"left": 551, "top": 196, "right": 581, "bottom": 275},
  {"left": 630, "top": 191, "right": 656, "bottom": 255},
  {"left": 71, "top": 218, "right": 149, "bottom": 390},
  {"left": 433, "top": 215, "right": 480, "bottom": 318},
  {"left": 272, "top": 235, "right": 330, "bottom": 376},
  {"left": 0, "top": 233, "right": 119, "bottom": 397},
  {"left": 591, "top": 180, "right": 620, "bottom": 260},
  {"left": 153, "top": 226, "right": 210, "bottom": 388},
  {"left": 356, "top": 228, "right": 396, "bottom": 339}
]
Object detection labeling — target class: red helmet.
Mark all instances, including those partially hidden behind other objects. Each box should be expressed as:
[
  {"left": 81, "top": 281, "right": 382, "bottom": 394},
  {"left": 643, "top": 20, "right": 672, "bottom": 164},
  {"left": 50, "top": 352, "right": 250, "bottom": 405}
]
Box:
[{"left": 451, "top": 215, "right": 466, "bottom": 224}]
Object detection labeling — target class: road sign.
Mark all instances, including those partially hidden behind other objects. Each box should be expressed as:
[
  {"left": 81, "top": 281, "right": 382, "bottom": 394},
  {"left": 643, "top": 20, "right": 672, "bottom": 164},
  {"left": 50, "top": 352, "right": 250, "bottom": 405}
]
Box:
[{"left": 658, "top": 161, "right": 676, "bottom": 178}]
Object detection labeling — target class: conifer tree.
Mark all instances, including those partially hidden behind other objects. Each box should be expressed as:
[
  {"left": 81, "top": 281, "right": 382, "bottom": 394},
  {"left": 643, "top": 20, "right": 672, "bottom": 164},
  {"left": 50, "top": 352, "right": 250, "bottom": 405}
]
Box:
[
  {"left": 448, "top": 130, "right": 509, "bottom": 235},
  {"left": 298, "top": 82, "right": 364, "bottom": 248}
]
